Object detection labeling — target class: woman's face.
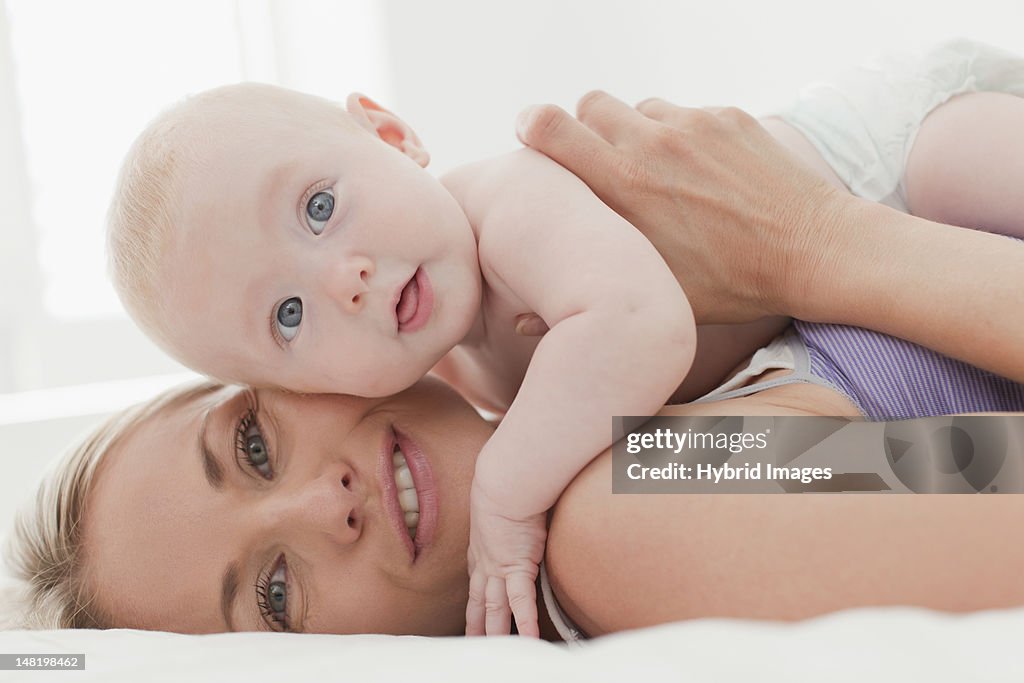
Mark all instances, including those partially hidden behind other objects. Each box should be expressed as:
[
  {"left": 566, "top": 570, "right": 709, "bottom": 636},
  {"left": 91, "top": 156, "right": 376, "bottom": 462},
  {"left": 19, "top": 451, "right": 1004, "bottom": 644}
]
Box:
[{"left": 83, "top": 377, "right": 491, "bottom": 635}]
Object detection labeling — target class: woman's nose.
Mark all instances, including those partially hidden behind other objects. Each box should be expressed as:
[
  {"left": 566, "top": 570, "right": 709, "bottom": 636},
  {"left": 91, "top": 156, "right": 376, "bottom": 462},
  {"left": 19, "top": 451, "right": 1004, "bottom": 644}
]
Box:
[
  {"left": 265, "top": 468, "right": 364, "bottom": 545},
  {"left": 321, "top": 255, "right": 375, "bottom": 314}
]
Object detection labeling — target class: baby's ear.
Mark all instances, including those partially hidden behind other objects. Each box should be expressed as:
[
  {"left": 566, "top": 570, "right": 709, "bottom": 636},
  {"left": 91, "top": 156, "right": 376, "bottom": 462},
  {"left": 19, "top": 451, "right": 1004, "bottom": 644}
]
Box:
[{"left": 346, "top": 93, "right": 430, "bottom": 167}]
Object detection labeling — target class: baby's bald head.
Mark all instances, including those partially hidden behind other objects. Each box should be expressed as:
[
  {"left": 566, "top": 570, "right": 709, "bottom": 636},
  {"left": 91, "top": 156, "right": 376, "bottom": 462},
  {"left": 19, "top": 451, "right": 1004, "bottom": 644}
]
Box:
[{"left": 106, "top": 83, "right": 358, "bottom": 352}]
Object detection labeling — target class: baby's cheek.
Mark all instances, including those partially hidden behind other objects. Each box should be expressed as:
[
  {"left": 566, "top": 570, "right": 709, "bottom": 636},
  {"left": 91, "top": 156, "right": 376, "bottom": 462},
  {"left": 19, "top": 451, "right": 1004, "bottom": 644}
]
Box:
[
  {"left": 325, "top": 360, "right": 424, "bottom": 399},
  {"left": 376, "top": 363, "right": 429, "bottom": 398}
]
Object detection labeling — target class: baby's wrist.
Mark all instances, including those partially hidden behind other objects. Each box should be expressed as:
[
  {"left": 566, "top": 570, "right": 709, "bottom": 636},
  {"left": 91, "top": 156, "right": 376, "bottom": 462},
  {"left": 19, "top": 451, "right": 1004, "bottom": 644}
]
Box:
[{"left": 471, "top": 457, "right": 548, "bottom": 520}]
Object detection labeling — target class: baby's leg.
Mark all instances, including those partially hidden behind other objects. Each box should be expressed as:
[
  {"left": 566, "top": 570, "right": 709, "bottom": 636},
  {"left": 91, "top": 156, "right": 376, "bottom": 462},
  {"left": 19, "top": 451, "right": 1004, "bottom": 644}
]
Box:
[
  {"left": 759, "top": 116, "right": 849, "bottom": 192},
  {"left": 905, "top": 91, "right": 1024, "bottom": 238}
]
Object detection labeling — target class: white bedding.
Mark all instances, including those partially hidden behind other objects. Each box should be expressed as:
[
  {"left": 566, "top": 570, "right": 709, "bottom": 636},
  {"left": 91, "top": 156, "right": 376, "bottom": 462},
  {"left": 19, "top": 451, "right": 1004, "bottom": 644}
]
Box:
[{"left": 2, "top": 607, "right": 1023, "bottom": 683}]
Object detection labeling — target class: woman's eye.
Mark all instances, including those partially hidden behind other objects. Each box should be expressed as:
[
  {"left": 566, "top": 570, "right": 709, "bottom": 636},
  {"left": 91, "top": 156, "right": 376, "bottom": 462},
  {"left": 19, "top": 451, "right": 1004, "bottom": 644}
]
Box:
[
  {"left": 258, "top": 557, "right": 289, "bottom": 631},
  {"left": 237, "top": 412, "right": 273, "bottom": 479},
  {"left": 305, "top": 189, "right": 334, "bottom": 235},
  {"left": 275, "top": 297, "right": 302, "bottom": 342}
]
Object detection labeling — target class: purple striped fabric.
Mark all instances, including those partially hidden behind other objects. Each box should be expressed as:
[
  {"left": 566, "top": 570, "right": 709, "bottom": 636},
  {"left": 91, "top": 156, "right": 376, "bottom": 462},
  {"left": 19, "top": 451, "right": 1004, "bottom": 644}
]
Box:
[{"left": 792, "top": 320, "right": 1024, "bottom": 420}]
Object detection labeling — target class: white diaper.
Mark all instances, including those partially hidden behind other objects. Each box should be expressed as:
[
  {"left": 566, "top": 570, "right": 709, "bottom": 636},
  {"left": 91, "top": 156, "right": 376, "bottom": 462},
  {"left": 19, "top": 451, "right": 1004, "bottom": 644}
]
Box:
[
  {"left": 699, "top": 331, "right": 796, "bottom": 400},
  {"left": 778, "top": 40, "right": 1024, "bottom": 211}
]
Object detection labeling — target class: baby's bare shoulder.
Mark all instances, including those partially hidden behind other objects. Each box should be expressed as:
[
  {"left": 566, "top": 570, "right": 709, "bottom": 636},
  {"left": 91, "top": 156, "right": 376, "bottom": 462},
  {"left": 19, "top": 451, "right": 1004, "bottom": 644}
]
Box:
[{"left": 442, "top": 149, "right": 588, "bottom": 223}]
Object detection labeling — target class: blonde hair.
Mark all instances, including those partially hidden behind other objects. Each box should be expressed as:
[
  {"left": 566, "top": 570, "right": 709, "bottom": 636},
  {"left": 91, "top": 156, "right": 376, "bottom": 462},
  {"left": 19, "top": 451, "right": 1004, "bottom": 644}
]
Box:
[{"left": 2, "top": 379, "right": 222, "bottom": 630}]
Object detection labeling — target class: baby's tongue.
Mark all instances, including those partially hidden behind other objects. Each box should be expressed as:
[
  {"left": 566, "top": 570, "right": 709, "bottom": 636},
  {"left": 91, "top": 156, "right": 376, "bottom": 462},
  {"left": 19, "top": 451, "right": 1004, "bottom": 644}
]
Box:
[{"left": 396, "top": 277, "right": 420, "bottom": 325}]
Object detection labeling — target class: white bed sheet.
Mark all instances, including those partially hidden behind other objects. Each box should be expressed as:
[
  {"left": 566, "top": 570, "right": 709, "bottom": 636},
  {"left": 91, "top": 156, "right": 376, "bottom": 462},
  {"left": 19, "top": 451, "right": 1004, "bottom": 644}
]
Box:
[{"left": 2, "top": 606, "right": 1023, "bottom": 683}]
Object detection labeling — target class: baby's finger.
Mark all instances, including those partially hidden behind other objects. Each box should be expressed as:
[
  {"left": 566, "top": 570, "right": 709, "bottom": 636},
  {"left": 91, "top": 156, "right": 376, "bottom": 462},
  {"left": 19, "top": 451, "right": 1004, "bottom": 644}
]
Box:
[
  {"left": 514, "top": 312, "right": 549, "bottom": 337},
  {"left": 484, "top": 575, "right": 512, "bottom": 636},
  {"left": 465, "top": 570, "right": 487, "bottom": 636},
  {"left": 507, "top": 573, "right": 540, "bottom": 638}
]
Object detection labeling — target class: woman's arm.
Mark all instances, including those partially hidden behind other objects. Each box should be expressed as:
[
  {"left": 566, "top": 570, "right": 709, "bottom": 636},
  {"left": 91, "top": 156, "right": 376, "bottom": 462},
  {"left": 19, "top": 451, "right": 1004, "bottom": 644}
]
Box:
[
  {"left": 546, "top": 404, "right": 1024, "bottom": 636},
  {"left": 796, "top": 91, "right": 1024, "bottom": 381},
  {"left": 793, "top": 199, "right": 1024, "bottom": 383},
  {"left": 518, "top": 93, "right": 1024, "bottom": 382}
]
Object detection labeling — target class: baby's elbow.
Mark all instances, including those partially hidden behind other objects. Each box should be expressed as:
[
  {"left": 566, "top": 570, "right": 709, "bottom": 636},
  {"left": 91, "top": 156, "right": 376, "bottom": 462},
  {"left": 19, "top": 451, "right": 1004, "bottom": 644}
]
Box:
[
  {"left": 629, "top": 302, "right": 697, "bottom": 375},
  {"left": 666, "top": 314, "right": 698, "bottom": 377}
]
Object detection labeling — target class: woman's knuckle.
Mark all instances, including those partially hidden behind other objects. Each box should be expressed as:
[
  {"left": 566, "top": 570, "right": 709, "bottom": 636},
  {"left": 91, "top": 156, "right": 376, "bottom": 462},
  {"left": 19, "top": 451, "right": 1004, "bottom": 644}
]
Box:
[
  {"left": 651, "top": 124, "right": 694, "bottom": 159},
  {"left": 621, "top": 156, "right": 652, "bottom": 192},
  {"left": 721, "top": 106, "right": 754, "bottom": 127},
  {"left": 651, "top": 122, "right": 681, "bottom": 146},
  {"left": 688, "top": 108, "right": 717, "bottom": 131},
  {"left": 576, "top": 89, "right": 607, "bottom": 119},
  {"left": 635, "top": 96, "right": 661, "bottom": 115},
  {"left": 527, "top": 104, "right": 567, "bottom": 141}
]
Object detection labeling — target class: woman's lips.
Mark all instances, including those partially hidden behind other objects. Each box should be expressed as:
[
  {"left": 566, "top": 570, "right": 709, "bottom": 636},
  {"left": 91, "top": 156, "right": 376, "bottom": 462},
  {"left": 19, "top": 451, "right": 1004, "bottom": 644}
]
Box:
[
  {"left": 395, "top": 267, "right": 434, "bottom": 334},
  {"left": 378, "top": 429, "right": 437, "bottom": 562},
  {"left": 379, "top": 434, "right": 415, "bottom": 562},
  {"left": 394, "top": 429, "right": 437, "bottom": 556}
]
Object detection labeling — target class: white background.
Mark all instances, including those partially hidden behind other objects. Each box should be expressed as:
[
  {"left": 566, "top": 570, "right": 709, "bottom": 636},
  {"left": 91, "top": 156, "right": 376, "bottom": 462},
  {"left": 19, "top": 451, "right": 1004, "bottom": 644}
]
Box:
[{"left": 0, "top": 0, "right": 1021, "bottom": 530}]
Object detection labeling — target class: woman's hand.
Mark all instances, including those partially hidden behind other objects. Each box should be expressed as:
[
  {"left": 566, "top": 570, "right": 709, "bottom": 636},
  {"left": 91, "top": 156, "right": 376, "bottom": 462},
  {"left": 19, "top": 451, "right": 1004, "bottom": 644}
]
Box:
[
  {"left": 516, "top": 91, "right": 850, "bottom": 324},
  {"left": 519, "top": 91, "right": 1024, "bottom": 381}
]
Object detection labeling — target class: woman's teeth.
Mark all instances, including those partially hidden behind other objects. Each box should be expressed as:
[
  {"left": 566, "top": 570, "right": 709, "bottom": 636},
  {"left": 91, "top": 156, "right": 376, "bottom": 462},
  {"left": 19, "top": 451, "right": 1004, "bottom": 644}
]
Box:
[{"left": 393, "top": 449, "right": 420, "bottom": 538}]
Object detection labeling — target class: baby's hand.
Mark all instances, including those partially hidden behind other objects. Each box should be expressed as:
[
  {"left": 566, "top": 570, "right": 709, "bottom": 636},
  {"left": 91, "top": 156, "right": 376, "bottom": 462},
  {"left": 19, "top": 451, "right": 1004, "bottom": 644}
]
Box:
[
  {"left": 464, "top": 480, "right": 547, "bottom": 637},
  {"left": 514, "top": 312, "right": 549, "bottom": 336}
]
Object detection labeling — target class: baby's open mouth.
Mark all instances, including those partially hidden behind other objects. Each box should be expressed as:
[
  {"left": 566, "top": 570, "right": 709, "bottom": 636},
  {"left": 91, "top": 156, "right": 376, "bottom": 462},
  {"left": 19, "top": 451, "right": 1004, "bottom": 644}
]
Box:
[
  {"left": 395, "top": 272, "right": 420, "bottom": 327},
  {"left": 394, "top": 267, "right": 434, "bottom": 334}
]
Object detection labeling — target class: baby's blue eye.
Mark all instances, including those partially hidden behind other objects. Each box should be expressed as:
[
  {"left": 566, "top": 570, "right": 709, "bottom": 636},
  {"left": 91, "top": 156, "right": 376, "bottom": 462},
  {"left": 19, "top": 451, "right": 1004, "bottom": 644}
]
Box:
[
  {"left": 276, "top": 297, "right": 302, "bottom": 341},
  {"left": 306, "top": 190, "right": 334, "bottom": 235}
]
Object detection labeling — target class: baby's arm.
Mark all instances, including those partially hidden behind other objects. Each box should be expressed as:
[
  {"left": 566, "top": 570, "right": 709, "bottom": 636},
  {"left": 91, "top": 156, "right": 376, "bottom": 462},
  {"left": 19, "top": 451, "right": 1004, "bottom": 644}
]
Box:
[
  {"left": 472, "top": 149, "right": 694, "bottom": 509},
  {"left": 461, "top": 149, "right": 695, "bottom": 635}
]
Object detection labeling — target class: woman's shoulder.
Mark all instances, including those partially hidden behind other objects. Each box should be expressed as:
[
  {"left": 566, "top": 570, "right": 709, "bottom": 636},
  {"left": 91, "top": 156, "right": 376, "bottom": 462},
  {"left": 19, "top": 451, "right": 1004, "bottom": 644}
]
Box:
[
  {"left": 544, "top": 396, "right": 844, "bottom": 636},
  {"left": 544, "top": 447, "right": 617, "bottom": 637}
]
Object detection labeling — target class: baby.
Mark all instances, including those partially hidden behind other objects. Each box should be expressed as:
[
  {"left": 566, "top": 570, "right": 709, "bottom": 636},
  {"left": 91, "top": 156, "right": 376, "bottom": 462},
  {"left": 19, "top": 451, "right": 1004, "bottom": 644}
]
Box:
[{"left": 107, "top": 84, "right": 714, "bottom": 637}]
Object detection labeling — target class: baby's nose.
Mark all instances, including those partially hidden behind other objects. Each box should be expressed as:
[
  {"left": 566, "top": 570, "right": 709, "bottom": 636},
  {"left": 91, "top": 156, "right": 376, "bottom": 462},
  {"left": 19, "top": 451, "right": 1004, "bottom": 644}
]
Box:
[{"left": 322, "top": 256, "right": 374, "bottom": 314}]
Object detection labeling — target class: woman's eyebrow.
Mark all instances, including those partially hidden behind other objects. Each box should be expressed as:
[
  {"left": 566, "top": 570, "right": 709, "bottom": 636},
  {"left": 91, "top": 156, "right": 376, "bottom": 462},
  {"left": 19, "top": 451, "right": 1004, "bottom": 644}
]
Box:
[
  {"left": 221, "top": 562, "right": 241, "bottom": 632},
  {"left": 198, "top": 406, "right": 225, "bottom": 490},
  {"left": 196, "top": 402, "right": 249, "bottom": 632}
]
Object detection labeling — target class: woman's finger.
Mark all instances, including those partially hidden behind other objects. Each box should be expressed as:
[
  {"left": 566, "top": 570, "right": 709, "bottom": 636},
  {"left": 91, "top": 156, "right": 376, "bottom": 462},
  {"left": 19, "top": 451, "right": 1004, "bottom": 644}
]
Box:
[
  {"left": 516, "top": 103, "right": 621, "bottom": 201},
  {"left": 465, "top": 570, "right": 487, "bottom": 636},
  {"left": 574, "top": 90, "right": 647, "bottom": 144},
  {"left": 636, "top": 97, "right": 718, "bottom": 130},
  {"left": 484, "top": 575, "right": 512, "bottom": 636},
  {"left": 637, "top": 96, "right": 691, "bottom": 119},
  {"left": 507, "top": 573, "right": 540, "bottom": 638}
]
